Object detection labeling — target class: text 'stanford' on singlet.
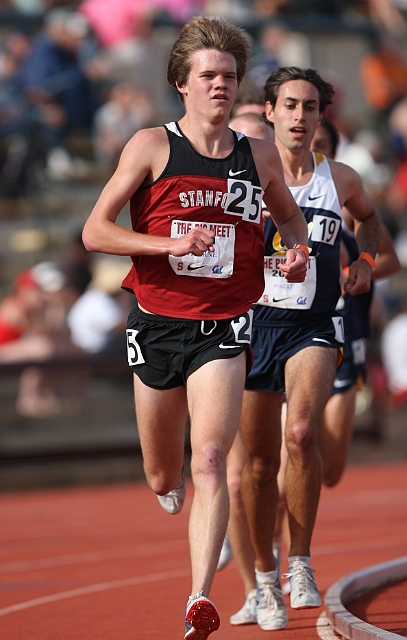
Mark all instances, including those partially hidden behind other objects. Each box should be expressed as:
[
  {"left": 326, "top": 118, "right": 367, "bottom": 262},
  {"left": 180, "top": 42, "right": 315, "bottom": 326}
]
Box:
[{"left": 121, "top": 122, "right": 265, "bottom": 320}]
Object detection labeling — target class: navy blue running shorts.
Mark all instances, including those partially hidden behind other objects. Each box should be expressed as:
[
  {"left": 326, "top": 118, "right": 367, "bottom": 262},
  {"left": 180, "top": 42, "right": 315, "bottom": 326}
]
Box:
[
  {"left": 246, "top": 314, "right": 344, "bottom": 393},
  {"left": 126, "top": 305, "right": 254, "bottom": 390}
]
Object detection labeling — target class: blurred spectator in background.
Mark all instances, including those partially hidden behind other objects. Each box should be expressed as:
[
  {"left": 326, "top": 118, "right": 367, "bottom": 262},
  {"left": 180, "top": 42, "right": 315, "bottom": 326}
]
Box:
[
  {"left": 0, "top": 261, "right": 73, "bottom": 360},
  {"left": 92, "top": 81, "right": 153, "bottom": 166},
  {"left": 57, "top": 231, "right": 93, "bottom": 304},
  {"left": 366, "top": 0, "right": 407, "bottom": 36},
  {"left": 0, "top": 266, "right": 46, "bottom": 348},
  {"left": 79, "top": 0, "right": 155, "bottom": 87},
  {"left": 381, "top": 297, "right": 407, "bottom": 409},
  {"left": 252, "top": 0, "right": 341, "bottom": 19},
  {"left": 388, "top": 94, "right": 407, "bottom": 161},
  {"left": 0, "top": 31, "right": 34, "bottom": 197},
  {"left": 382, "top": 96, "right": 407, "bottom": 235},
  {"left": 251, "top": 0, "right": 285, "bottom": 18},
  {"left": 231, "top": 87, "right": 266, "bottom": 117},
  {"left": 159, "top": 0, "right": 205, "bottom": 22},
  {"left": 0, "top": 29, "right": 32, "bottom": 70},
  {"left": 359, "top": 32, "right": 407, "bottom": 127},
  {"left": 246, "top": 21, "right": 310, "bottom": 92},
  {"left": 67, "top": 256, "right": 131, "bottom": 355},
  {"left": 335, "top": 127, "right": 392, "bottom": 196},
  {"left": 4, "top": 0, "right": 46, "bottom": 15},
  {"left": 246, "top": 22, "right": 285, "bottom": 91},
  {"left": 17, "top": 8, "right": 103, "bottom": 174},
  {"left": 0, "top": 261, "right": 79, "bottom": 417}
]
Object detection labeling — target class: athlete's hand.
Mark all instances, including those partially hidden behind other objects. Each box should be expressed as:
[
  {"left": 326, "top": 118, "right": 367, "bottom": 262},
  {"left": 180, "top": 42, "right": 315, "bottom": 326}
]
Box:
[
  {"left": 344, "top": 258, "right": 372, "bottom": 295},
  {"left": 280, "top": 248, "right": 308, "bottom": 283},
  {"left": 170, "top": 227, "right": 215, "bottom": 257}
]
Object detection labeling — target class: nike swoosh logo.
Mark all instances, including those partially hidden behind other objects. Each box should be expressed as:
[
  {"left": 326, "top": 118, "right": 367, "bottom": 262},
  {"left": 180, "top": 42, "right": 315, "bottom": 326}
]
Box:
[
  {"left": 229, "top": 169, "right": 246, "bottom": 177},
  {"left": 308, "top": 194, "right": 324, "bottom": 201},
  {"left": 312, "top": 338, "right": 331, "bottom": 344},
  {"left": 334, "top": 378, "right": 354, "bottom": 388},
  {"left": 219, "top": 343, "right": 241, "bottom": 349},
  {"left": 272, "top": 296, "right": 289, "bottom": 303},
  {"left": 187, "top": 264, "right": 205, "bottom": 271}
]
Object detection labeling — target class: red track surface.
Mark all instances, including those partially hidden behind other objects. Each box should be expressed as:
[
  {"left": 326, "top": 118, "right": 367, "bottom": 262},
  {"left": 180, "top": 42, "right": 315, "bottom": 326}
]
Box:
[
  {"left": 1, "top": 461, "right": 406, "bottom": 639},
  {"left": 347, "top": 579, "right": 407, "bottom": 638}
]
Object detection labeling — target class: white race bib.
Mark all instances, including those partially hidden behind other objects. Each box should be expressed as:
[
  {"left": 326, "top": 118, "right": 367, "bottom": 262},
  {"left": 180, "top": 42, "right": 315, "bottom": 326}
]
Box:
[
  {"left": 223, "top": 179, "right": 263, "bottom": 224},
  {"left": 168, "top": 219, "right": 235, "bottom": 278},
  {"left": 332, "top": 316, "right": 345, "bottom": 343},
  {"left": 258, "top": 255, "right": 317, "bottom": 309},
  {"left": 351, "top": 337, "right": 366, "bottom": 365},
  {"left": 310, "top": 214, "right": 341, "bottom": 245}
]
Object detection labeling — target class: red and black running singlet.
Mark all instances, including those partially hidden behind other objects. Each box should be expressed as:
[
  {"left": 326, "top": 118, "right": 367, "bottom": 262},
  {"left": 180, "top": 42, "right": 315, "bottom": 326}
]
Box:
[{"left": 121, "top": 122, "right": 265, "bottom": 320}]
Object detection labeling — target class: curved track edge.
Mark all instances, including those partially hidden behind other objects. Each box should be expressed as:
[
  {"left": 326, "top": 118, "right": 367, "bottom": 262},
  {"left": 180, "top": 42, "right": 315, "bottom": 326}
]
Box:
[{"left": 324, "top": 555, "right": 407, "bottom": 640}]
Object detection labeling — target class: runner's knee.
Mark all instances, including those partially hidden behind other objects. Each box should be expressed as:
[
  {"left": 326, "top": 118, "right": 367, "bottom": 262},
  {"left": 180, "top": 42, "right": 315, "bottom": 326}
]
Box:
[
  {"left": 227, "top": 471, "right": 244, "bottom": 510},
  {"left": 247, "top": 453, "right": 280, "bottom": 485},
  {"left": 147, "top": 470, "right": 182, "bottom": 496},
  {"left": 190, "top": 445, "right": 225, "bottom": 481},
  {"left": 285, "top": 420, "right": 318, "bottom": 457}
]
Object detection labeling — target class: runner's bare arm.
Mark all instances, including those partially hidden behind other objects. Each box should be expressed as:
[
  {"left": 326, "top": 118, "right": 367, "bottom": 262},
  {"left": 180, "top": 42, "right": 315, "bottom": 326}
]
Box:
[
  {"left": 332, "top": 161, "right": 381, "bottom": 295},
  {"left": 371, "top": 222, "right": 401, "bottom": 280},
  {"left": 253, "top": 139, "right": 308, "bottom": 282},
  {"left": 342, "top": 209, "right": 400, "bottom": 281},
  {"left": 82, "top": 128, "right": 215, "bottom": 257}
]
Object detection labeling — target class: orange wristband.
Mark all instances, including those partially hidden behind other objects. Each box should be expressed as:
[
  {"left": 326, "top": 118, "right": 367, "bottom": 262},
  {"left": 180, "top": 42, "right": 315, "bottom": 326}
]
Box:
[
  {"left": 359, "top": 252, "right": 375, "bottom": 270},
  {"left": 293, "top": 244, "right": 310, "bottom": 264}
]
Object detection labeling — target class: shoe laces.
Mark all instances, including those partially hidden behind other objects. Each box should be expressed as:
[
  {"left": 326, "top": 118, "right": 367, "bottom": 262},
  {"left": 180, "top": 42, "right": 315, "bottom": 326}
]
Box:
[
  {"left": 187, "top": 590, "right": 204, "bottom": 605},
  {"left": 282, "top": 560, "right": 316, "bottom": 591},
  {"left": 257, "top": 582, "right": 283, "bottom": 612}
]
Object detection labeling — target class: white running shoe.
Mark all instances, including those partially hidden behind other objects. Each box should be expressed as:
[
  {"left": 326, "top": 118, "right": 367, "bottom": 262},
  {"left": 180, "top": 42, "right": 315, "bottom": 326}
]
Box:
[
  {"left": 184, "top": 591, "right": 220, "bottom": 639},
  {"left": 256, "top": 579, "right": 288, "bottom": 630},
  {"left": 229, "top": 589, "right": 257, "bottom": 625},
  {"left": 156, "top": 478, "right": 186, "bottom": 514},
  {"left": 283, "top": 558, "right": 321, "bottom": 609},
  {"left": 216, "top": 535, "right": 232, "bottom": 571}
]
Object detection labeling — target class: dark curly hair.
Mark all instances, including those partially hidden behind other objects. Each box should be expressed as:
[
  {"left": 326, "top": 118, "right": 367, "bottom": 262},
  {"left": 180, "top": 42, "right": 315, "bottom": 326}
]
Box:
[{"left": 263, "top": 66, "right": 335, "bottom": 114}]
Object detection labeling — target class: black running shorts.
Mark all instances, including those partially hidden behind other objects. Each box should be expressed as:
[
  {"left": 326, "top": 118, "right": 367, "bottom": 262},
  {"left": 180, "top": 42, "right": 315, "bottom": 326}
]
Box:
[{"left": 126, "top": 305, "right": 254, "bottom": 389}]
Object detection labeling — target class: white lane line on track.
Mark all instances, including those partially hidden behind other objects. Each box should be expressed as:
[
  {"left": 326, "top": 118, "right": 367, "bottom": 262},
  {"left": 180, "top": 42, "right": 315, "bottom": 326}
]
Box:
[
  {"left": 0, "top": 539, "right": 187, "bottom": 574},
  {"left": 316, "top": 612, "right": 342, "bottom": 639},
  {"left": 0, "top": 567, "right": 191, "bottom": 617},
  {"left": 2, "top": 535, "right": 404, "bottom": 578}
]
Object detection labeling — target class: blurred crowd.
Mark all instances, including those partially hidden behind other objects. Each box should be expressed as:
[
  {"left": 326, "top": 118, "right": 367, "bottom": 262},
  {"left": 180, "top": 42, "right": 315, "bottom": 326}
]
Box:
[
  {"left": 0, "top": 241, "right": 133, "bottom": 416},
  {"left": 1, "top": 0, "right": 407, "bottom": 418}
]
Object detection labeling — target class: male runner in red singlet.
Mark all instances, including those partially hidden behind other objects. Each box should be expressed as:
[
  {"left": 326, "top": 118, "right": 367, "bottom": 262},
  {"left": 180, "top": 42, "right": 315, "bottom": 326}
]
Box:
[{"left": 82, "top": 18, "right": 308, "bottom": 638}]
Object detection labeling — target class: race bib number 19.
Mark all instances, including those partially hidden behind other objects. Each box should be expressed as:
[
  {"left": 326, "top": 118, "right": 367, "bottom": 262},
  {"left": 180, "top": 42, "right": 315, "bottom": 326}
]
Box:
[{"left": 311, "top": 214, "right": 341, "bottom": 245}]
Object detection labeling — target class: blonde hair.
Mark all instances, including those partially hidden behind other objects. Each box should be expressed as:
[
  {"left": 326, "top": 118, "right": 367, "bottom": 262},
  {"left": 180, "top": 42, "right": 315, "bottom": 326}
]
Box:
[{"left": 167, "top": 16, "right": 251, "bottom": 104}]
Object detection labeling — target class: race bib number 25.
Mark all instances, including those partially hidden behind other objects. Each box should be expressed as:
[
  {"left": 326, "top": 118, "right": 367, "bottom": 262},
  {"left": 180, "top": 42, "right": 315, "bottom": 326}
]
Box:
[{"left": 224, "top": 179, "right": 263, "bottom": 224}]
